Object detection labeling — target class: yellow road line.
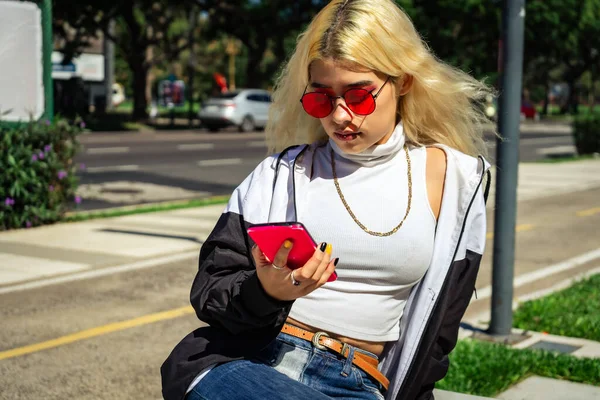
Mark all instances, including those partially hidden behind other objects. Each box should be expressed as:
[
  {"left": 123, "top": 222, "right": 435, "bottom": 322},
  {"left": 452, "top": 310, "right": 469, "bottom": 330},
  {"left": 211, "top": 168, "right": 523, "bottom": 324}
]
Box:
[
  {"left": 0, "top": 306, "right": 194, "bottom": 361},
  {"left": 486, "top": 224, "right": 535, "bottom": 240},
  {"left": 577, "top": 207, "right": 600, "bottom": 217}
]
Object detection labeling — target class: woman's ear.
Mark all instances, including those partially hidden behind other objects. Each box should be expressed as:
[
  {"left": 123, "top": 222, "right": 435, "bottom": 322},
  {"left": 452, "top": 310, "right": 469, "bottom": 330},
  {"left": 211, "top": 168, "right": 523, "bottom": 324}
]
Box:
[{"left": 398, "top": 75, "right": 414, "bottom": 96}]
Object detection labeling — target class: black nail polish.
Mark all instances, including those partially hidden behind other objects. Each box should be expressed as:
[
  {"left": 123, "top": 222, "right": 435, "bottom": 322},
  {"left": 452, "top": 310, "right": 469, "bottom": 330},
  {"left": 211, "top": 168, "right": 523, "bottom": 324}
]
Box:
[
  {"left": 320, "top": 242, "right": 327, "bottom": 252},
  {"left": 334, "top": 258, "right": 340, "bottom": 266}
]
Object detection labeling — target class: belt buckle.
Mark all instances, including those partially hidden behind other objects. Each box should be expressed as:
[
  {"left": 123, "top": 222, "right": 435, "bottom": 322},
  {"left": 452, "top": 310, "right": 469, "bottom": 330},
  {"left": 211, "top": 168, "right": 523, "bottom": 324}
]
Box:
[{"left": 311, "top": 331, "right": 329, "bottom": 350}]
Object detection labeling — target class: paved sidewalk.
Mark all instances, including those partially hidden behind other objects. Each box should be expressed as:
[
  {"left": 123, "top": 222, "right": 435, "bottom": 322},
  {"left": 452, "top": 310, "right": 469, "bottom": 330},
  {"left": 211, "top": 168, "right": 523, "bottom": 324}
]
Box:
[
  {"left": 3, "top": 160, "right": 599, "bottom": 289},
  {"left": 487, "top": 158, "right": 600, "bottom": 205},
  {"left": 0, "top": 206, "right": 219, "bottom": 288},
  {"left": 497, "top": 376, "right": 600, "bottom": 400},
  {"left": 1, "top": 159, "right": 599, "bottom": 399}
]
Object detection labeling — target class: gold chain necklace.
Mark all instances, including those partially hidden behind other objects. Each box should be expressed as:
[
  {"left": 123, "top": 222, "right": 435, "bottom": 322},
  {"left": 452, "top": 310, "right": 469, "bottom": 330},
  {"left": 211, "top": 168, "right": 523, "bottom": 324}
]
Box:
[{"left": 330, "top": 146, "right": 412, "bottom": 237}]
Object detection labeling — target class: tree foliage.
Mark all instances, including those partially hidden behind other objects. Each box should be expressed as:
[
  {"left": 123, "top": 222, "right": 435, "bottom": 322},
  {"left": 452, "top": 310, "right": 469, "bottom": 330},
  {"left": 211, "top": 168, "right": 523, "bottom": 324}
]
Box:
[
  {"left": 198, "top": 0, "right": 328, "bottom": 87},
  {"left": 53, "top": 0, "right": 198, "bottom": 119},
  {"left": 51, "top": 0, "right": 599, "bottom": 119}
]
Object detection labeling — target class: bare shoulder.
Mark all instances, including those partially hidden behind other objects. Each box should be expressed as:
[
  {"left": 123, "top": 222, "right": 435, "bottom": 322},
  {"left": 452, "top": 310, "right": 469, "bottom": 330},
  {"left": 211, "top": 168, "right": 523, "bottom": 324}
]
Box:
[
  {"left": 426, "top": 147, "right": 447, "bottom": 178},
  {"left": 425, "top": 147, "right": 447, "bottom": 220}
]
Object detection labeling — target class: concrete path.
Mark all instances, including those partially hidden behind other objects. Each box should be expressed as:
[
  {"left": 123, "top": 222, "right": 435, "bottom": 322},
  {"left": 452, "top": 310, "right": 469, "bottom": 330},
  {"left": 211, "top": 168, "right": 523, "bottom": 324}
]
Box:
[
  {"left": 497, "top": 376, "right": 600, "bottom": 400},
  {"left": 0, "top": 206, "right": 220, "bottom": 288},
  {"left": 487, "top": 158, "right": 600, "bottom": 205}
]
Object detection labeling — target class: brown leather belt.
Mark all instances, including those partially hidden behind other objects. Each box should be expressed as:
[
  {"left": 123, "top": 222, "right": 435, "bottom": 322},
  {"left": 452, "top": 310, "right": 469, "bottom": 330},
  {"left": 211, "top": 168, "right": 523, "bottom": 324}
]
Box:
[{"left": 281, "top": 323, "right": 389, "bottom": 391}]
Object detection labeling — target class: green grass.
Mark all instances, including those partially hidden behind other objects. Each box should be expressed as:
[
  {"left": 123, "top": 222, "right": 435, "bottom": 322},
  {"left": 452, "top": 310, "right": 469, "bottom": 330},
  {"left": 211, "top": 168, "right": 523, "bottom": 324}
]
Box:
[
  {"left": 116, "top": 100, "right": 201, "bottom": 115},
  {"left": 534, "top": 154, "right": 599, "bottom": 163},
  {"left": 536, "top": 104, "right": 600, "bottom": 115},
  {"left": 64, "top": 196, "right": 229, "bottom": 223},
  {"left": 438, "top": 339, "right": 600, "bottom": 397},
  {"left": 512, "top": 274, "right": 600, "bottom": 342}
]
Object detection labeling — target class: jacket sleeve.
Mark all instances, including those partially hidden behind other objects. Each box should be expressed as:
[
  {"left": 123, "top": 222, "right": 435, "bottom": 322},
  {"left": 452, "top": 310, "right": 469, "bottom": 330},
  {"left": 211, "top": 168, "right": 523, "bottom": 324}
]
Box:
[
  {"left": 411, "top": 186, "right": 487, "bottom": 400},
  {"left": 413, "top": 251, "right": 483, "bottom": 400},
  {"left": 189, "top": 160, "right": 294, "bottom": 336}
]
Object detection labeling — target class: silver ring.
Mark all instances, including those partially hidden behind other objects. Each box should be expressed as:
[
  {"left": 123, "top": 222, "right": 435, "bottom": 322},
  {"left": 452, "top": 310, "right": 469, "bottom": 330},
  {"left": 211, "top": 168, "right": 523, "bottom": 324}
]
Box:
[
  {"left": 271, "top": 263, "right": 285, "bottom": 270},
  {"left": 290, "top": 270, "right": 301, "bottom": 286}
]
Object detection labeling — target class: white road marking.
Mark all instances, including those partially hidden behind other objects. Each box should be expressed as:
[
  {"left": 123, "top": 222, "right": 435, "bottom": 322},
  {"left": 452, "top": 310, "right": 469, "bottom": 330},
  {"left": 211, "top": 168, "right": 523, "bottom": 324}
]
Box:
[
  {"left": 474, "top": 247, "right": 600, "bottom": 301},
  {"left": 0, "top": 251, "right": 197, "bottom": 295},
  {"left": 177, "top": 143, "right": 215, "bottom": 151},
  {"left": 247, "top": 140, "right": 266, "bottom": 148},
  {"left": 515, "top": 265, "right": 600, "bottom": 305},
  {"left": 536, "top": 145, "right": 577, "bottom": 155},
  {"left": 520, "top": 137, "right": 573, "bottom": 145},
  {"left": 467, "top": 264, "right": 600, "bottom": 326},
  {"left": 86, "top": 165, "right": 140, "bottom": 173},
  {"left": 197, "top": 158, "right": 242, "bottom": 167},
  {"left": 86, "top": 147, "right": 130, "bottom": 154}
]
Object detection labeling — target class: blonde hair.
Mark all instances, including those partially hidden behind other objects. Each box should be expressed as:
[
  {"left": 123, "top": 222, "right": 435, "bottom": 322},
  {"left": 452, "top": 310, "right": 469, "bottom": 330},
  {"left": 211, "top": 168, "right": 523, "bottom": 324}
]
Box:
[{"left": 265, "top": 0, "right": 496, "bottom": 157}]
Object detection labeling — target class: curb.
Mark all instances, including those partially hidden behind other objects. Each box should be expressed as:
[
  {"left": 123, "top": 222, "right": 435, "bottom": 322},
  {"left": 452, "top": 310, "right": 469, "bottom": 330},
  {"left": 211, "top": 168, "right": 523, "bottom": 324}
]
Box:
[{"left": 64, "top": 195, "right": 230, "bottom": 218}]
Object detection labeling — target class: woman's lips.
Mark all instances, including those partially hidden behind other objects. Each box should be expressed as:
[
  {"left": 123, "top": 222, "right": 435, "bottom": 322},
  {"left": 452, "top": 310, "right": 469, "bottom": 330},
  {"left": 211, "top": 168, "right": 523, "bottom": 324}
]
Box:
[{"left": 334, "top": 131, "right": 361, "bottom": 141}]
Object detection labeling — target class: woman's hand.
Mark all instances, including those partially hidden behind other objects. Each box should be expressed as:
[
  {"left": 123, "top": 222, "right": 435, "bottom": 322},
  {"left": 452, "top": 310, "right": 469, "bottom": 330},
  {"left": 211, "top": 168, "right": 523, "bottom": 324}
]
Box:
[{"left": 252, "top": 240, "right": 338, "bottom": 302}]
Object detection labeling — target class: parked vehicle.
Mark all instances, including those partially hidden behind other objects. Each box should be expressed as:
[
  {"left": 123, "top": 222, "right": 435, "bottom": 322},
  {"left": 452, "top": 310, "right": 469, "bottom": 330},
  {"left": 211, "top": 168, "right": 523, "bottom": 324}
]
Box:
[
  {"left": 198, "top": 89, "right": 272, "bottom": 132},
  {"left": 486, "top": 97, "right": 540, "bottom": 122},
  {"left": 520, "top": 100, "right": 540, "bottom": 121}
]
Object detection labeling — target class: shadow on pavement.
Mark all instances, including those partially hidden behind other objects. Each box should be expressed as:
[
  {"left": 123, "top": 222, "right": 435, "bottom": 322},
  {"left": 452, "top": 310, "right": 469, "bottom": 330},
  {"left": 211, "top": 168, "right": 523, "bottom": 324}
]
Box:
[{"left": 99, "top": 228, "right": 204, "bottom": 243}]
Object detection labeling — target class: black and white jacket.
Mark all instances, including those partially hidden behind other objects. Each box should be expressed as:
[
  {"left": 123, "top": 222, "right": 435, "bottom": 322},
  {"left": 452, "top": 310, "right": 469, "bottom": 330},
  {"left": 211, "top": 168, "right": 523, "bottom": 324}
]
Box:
[{"left": 161, "top": 143, "right": 491, "bottom": 400}]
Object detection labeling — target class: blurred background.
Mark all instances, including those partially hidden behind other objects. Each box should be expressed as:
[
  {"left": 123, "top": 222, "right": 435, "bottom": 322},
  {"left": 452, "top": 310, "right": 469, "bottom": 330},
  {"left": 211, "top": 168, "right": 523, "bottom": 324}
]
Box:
[{"left": 49, "top": 0, "right": 598, "bottom": 128}]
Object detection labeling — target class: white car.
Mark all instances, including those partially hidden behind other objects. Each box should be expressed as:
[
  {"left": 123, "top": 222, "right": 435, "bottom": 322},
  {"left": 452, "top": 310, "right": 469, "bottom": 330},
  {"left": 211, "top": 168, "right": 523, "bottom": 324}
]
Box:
[{"left": 198, "top": 89, "right": 272, "bottom": 132}]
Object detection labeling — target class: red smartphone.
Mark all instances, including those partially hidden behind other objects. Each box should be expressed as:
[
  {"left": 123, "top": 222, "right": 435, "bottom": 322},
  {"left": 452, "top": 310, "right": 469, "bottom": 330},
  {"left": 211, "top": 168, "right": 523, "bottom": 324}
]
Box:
[{"left": 247, "top": 222, "right": 338, "bottom": 282}]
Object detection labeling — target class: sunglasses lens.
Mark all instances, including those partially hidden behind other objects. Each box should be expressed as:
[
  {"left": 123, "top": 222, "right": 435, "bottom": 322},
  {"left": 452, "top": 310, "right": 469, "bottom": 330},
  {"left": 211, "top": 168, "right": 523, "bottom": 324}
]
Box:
[
  {"left": 345, "top": 89, "right": 375, "bottom": 115},
  {"left": 301, "top": 92, "right": 332, "bottom": 118}
]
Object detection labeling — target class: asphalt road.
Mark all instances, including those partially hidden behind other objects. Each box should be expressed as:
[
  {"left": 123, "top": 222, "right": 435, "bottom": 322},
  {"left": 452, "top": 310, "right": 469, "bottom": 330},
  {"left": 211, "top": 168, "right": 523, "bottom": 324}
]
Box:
[
  {"left": 72, "top": 125, "right": 575, "bottom": 211},
  {"left": 1, "top": 186, "right": 598, "bottom": 400}
]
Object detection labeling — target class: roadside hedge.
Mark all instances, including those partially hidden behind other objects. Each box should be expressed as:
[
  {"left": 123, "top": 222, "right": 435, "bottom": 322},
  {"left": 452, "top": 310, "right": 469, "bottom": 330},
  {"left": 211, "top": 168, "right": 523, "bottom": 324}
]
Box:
[
  {"left": 573, "top": 111, "right": 600, "bottom": 155},
  {"left": 0, "top": 118, "right": 84, "bottom": 231}
]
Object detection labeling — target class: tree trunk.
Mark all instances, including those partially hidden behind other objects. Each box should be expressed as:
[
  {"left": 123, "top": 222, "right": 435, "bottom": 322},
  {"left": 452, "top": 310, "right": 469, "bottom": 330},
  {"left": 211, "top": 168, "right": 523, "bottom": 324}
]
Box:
[
  {"left": 131, "top": 59, "right": 149, "bottom": 120},
  {"left": 542, "top": 89, "right": 550, "bottom": 116},
  {"left": 187, "top": 11, "right": 197, "bottom": 125},
  {"left": 542, "top": 71, "right": 550, "bottom": 115},
  {"left": 592, "top": 81, "right": 598, "bottom": 109},
  {"left": 264, "top": 37, "right": 287, "bottom": 87},
  {"left": 122, "top": 2, "right": 149, "bottom": 120},
  {"left": 566, "top": 79, "right": 579, "bottom": 115},
  {"left": 245, "top": 39, "right": 267, "bottom": 88}
]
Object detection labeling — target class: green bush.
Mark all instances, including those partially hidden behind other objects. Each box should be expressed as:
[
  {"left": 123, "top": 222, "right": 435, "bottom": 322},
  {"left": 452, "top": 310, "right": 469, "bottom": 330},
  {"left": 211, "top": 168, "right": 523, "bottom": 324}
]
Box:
[
  {"left": 572, "top": 111, "right": 600, "bottom": 155},
  {"left": 0, "top": 118, "right": 84, "bottom": 230}
]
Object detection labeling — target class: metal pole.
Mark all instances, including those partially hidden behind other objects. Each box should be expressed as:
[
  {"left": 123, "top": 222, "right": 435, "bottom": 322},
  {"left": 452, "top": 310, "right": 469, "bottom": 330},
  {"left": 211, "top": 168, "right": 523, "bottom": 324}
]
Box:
[
  {"left": 40, "top": 0, "right": 54, "bottom": 122},
  {"left": 489, "top": 0, "right": 526, "bottom": 336}
]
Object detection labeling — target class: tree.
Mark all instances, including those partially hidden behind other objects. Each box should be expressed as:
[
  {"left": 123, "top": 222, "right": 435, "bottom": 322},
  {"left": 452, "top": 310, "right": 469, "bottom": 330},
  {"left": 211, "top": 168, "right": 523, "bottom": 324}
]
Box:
[
  {"left": 522, "top": 0, "right": 580, "bottom": 113},
  {"left": 403, "top": 0, "right": 501, "bottom": 82},
  {"left": 53, "top": 0, "right": 199, "bottom": 120},
  {"left": 199, "top": 0, "right": 328, "bottom": 88},
  {"left": 562, "top": 0, "right": 600, "bottom": 113}
]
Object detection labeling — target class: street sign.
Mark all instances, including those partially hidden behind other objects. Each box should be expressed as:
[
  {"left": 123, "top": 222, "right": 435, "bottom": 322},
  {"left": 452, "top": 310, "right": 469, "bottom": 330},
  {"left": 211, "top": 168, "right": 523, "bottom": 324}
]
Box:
[
  {"left": 51, "top": 51, "right": 105, "bottom": 82},
  {"left": 0, "top": 1, "right": 50, "bottom": 123},
  {"left": 158, "top": 80, "right": 185, "bottom": 107}
]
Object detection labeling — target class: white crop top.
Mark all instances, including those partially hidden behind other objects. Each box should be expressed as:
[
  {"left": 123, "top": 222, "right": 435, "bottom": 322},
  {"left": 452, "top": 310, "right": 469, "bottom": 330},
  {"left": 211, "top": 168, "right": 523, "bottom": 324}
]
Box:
[{"left": 289, "top": 123, "right": 436, "bottom": 342}]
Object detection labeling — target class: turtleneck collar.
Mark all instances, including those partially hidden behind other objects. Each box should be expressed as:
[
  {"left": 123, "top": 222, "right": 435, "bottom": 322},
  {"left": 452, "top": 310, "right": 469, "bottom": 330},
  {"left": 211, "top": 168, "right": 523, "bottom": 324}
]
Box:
[{"left": 329, "top": 122, "right": 406, "bottom": 167}]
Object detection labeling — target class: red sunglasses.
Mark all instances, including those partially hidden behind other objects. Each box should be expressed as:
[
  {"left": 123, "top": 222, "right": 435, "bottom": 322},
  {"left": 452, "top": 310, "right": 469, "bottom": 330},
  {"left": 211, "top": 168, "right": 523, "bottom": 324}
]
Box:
[{"left": 300, "top": 77, "right": 390, "bottom": 118}]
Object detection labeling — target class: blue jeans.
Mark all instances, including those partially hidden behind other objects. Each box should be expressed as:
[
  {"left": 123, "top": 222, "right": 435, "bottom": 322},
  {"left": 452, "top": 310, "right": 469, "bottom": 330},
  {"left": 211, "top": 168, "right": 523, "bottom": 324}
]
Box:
[{"left": 187, "top": 332, "right": 385, "bottom": 400}]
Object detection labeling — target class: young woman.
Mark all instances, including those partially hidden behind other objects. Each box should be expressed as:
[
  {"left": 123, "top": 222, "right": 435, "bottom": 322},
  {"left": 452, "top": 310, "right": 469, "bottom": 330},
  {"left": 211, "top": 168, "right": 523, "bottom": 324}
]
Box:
[{"left": 162, "top": 0, "right": 493, "bottom": 399}]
